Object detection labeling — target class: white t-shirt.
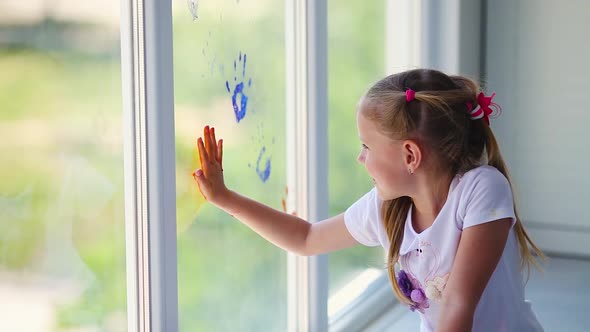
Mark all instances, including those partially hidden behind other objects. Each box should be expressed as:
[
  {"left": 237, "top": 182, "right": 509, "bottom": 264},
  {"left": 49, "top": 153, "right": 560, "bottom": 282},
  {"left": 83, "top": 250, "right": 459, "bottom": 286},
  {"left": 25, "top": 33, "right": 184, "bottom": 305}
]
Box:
[{"left": 344, "top": 165, "right": 543, "bottom": 332}]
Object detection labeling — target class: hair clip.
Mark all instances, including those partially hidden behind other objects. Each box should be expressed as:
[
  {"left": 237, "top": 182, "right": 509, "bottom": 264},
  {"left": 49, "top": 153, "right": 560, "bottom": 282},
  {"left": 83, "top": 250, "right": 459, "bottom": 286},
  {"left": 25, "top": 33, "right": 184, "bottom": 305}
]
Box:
[{"left": 467, "top": 92, "right": 500, "bottom": 125}]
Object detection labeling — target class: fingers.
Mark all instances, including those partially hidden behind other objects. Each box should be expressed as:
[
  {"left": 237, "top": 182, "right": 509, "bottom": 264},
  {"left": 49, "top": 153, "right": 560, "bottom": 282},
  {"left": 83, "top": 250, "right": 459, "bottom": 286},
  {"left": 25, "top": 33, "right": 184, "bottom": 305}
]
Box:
[
  {"left": 203, "top": 126, "right": 213, "bottom": 159},
  {"left": 211, "top": 127, "right": 218, "bottom": 161},
  {"left": 217, "top": 139, "right": 223, "bottom": 168},
  {"left": 192, "top": 169, "right": 207, "bottom": 199},
  {"left": 192, "top": 168, "right": 203, "bottom": 180},
  {"left": 199, "top": 125, "right": 223, "bottom": 172},
  {"left": 203, "top": 126, "right": 211, "bottom": 157},
  {"left": 205, "top": 125, "right": 219, "bottom": 162},
  {"left": 197, "top": 137, "right": 209, "bottom": 170}
]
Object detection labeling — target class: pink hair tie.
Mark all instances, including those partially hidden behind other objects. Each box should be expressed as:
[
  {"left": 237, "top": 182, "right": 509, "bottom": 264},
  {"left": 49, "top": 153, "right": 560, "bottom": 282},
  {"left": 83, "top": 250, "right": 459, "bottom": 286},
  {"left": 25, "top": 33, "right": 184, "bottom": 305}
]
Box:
[
  {"left": 405, "top": 89, "right": 416, "bottom": 102},
  {"left": 467, "top": 92, "right": 500, "bottom": 125}
]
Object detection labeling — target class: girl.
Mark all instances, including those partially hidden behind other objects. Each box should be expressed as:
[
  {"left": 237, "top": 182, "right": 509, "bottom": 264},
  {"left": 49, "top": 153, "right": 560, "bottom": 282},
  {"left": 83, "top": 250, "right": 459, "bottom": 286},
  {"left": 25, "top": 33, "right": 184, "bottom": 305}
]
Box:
[{"left": 193, "top": 68, "right": 544, "bottom": 331}]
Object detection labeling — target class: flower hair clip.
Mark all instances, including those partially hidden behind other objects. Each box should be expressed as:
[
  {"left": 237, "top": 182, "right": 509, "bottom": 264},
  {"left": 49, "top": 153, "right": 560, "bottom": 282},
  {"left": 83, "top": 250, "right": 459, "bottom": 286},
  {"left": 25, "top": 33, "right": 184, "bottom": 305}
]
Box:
[{"left": 466, "top": 92, "right": 501, "bottom": 125}]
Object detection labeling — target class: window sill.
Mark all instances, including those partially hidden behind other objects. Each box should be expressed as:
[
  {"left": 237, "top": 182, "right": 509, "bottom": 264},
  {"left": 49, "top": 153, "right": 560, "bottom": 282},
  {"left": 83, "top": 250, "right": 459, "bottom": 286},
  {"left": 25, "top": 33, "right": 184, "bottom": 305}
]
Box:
[{"left": 328, "top": 269, "right": 397, "bottom": 332}]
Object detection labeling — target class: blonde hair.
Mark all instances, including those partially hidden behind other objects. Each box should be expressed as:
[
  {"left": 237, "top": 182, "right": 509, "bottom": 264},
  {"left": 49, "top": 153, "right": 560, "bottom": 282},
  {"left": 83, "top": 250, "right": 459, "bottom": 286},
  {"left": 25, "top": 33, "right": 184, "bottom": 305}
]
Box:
[{"left": 361, "top": 69, "right": 545, "bottom": 306}]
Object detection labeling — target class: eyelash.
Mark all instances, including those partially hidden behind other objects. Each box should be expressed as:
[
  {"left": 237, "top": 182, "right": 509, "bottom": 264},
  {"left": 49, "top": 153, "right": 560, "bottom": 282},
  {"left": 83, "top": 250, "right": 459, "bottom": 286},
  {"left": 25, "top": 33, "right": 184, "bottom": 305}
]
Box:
[{"left": 361, "top": 144, "right": 369, "bottom": 150}]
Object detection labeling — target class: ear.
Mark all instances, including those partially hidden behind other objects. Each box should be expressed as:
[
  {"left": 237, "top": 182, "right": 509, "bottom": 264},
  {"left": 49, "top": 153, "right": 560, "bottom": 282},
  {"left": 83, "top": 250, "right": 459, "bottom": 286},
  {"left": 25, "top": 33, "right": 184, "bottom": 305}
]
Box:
[{"left": 402, "top": 139, "right": 422, "bottom": 174}]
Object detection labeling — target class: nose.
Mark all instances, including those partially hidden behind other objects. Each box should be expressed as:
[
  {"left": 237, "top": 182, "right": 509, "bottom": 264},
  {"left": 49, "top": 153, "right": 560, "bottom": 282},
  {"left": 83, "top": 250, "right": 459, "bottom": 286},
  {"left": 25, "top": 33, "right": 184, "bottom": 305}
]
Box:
[{"left": 357, "top": 150, "right": 365, "bottom": 164}]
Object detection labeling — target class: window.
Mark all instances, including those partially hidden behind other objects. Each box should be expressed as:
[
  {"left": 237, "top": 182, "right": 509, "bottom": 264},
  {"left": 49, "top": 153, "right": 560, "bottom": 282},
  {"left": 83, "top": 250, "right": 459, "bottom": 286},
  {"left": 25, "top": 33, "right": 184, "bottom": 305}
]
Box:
[
  {"left": 173, "top": 1, "right": 288, "bottom": 331},
  {"left": 0, "top": 1, "right": 126, "bottom": 331}
]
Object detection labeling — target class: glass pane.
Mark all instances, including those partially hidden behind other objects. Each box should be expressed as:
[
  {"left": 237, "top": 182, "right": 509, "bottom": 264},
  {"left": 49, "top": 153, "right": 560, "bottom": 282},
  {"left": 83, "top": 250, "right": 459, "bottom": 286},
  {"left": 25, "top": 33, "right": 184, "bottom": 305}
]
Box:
[
  {"left": 327, "top": 0, "right": 387, "bottom": 308},
  {"left": 0, "top": 2, "right": 126, "bottom": 332},
  {"left": 173, "top": 1, "right": 287, "bottom": 331}
]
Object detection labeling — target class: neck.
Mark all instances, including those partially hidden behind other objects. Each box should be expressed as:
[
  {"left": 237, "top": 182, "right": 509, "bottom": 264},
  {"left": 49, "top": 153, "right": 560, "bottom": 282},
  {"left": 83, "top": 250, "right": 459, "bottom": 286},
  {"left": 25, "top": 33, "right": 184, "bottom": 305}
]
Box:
[{"left": 410, "top": 171, "right": 454, "bottom": 229}]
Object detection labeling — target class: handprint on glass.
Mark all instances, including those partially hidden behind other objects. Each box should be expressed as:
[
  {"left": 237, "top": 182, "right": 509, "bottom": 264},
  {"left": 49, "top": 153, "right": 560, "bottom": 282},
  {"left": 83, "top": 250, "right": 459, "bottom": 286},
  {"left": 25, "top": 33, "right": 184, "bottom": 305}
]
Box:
[{"left": 225, "top": 52, "right": 252, "bottom": 123}]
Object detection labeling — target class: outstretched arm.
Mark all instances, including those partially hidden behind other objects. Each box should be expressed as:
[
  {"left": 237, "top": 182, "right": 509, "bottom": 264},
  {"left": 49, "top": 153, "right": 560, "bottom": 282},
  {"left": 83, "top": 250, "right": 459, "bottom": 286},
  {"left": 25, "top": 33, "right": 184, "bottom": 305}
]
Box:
[{"left": 193, "top": 125, "right": 359, "bottom": 256}]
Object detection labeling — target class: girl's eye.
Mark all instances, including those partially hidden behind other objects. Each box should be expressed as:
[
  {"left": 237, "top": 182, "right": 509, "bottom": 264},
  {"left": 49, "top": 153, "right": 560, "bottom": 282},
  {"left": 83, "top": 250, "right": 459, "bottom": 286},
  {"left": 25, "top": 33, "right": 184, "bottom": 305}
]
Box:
[{"left": 361, "top": 144, "right": 369, "bottom": 150}]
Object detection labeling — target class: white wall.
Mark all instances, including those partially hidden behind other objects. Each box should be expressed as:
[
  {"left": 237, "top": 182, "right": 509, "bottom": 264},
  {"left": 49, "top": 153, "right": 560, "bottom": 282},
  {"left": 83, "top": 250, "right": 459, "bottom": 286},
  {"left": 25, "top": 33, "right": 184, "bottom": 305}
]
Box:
[{"left": 485, "top": 0, "right": 590, "bottom": 257}]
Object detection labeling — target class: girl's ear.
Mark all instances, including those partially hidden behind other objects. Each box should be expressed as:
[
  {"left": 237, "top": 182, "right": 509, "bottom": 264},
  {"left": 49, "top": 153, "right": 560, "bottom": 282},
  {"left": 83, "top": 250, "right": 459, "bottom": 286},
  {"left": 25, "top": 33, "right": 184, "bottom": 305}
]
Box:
[{"left": 402, "top": 139, "right": 422, "bottom": 173}]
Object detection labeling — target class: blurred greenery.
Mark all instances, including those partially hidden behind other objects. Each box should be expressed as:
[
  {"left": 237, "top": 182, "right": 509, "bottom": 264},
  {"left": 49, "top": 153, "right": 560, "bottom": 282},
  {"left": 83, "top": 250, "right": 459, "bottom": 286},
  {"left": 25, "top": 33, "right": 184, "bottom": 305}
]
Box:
[
  {"left": 0, "top": 45, "right": 127, "bottom": 330},
  {"left": 326, "top": 0, "right": 386, "bottom": 293},
  {"left": 0, "top": 0, "right": 386, "bottom": 331}
]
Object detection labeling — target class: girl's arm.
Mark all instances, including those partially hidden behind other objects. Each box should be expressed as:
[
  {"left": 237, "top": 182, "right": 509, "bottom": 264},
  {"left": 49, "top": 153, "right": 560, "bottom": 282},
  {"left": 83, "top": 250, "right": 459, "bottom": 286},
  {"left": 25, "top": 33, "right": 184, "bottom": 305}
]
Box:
[
  {"left": 436, "top": 218, "right": 512, "bottom": 332},
  {"left": 193, "top": 125, "right": 359, "bottom": 256}
]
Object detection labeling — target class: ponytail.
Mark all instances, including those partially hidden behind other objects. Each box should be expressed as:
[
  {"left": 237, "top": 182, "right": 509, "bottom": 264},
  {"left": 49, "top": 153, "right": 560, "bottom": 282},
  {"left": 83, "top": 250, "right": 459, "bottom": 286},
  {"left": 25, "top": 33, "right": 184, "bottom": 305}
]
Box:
[{"left": 483, "top": 125, "right": 546, "bottom": 277}]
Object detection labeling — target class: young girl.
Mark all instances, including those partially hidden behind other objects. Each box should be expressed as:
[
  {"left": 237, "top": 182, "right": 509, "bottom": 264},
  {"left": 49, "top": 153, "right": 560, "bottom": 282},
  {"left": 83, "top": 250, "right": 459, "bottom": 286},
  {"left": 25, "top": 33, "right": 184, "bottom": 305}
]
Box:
[{"left": 193, "top": 68, "right": 544, "bottom": 332}]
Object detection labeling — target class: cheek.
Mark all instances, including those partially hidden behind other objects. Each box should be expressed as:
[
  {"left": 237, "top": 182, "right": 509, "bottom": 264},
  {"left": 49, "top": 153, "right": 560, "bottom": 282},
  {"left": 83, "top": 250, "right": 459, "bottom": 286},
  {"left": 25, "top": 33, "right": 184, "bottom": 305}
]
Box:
[
  {"left": 370, "top": 154, "right": 404, "bottom": 182},
  {"left": 364, "top": 156, "right": 380, "bottom": 177}
]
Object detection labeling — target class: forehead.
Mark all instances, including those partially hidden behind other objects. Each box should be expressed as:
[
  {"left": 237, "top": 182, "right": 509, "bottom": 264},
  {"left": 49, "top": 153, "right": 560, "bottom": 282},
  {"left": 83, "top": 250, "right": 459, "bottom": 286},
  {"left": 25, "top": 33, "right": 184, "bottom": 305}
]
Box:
[
  {"left": 356, "top": 109, "right": 377, "bottom": 134},
  {"left": 357, "top": 97, "right": 378, "bottom": 126},
  {"left": 356, "top": 99, "right": 403, "bottom": 145},
  {"left": 357, "top": 96, "right": 374, "bottom": 113},
  {"left": 356, "top": 109, "right": 390, "bottom": 143}
]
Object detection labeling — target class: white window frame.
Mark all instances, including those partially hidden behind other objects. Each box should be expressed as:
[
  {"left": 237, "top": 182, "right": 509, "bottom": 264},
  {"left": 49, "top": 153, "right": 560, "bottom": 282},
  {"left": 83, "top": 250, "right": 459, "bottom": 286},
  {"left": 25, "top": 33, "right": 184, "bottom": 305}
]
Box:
[
  {"left": 285, "top": 0, "right": 329, "bottom": 331},
  {"left": 121, "top": 0, "right": 178, "bottom": 331}
]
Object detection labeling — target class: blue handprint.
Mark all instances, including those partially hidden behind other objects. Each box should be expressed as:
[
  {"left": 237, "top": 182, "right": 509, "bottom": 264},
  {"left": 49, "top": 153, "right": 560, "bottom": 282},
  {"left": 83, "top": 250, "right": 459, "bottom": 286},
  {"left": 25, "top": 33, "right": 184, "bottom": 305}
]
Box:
[
  {"left": 247, "top": 125, "right": 274, "bottom": 183},
  {"left": 225, "top": 52, "right": 252, "bottom": 123},
  {"left": 255, "top": 146, "right": 271, "bottom": 182}
]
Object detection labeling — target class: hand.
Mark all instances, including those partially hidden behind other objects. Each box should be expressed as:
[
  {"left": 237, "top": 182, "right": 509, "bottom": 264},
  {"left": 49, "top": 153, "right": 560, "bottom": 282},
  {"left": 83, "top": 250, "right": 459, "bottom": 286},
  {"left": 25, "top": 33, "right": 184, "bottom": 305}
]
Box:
[{"left": 193, "top": 125, "right": 229, "bottom": 206}]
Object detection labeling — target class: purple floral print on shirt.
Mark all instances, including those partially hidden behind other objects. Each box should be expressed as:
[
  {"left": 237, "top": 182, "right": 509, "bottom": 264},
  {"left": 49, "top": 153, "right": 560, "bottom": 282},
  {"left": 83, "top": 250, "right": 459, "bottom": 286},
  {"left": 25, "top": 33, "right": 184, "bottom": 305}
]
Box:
[{"left": 397, "top": 269, "right": 430, "bottom": 313}]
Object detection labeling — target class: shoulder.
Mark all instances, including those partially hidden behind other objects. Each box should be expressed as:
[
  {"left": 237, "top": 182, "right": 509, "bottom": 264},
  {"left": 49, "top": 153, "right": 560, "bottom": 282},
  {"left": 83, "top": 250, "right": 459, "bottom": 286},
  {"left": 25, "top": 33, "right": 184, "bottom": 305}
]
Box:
[
  {"left": 457, "top": 166, "right": 516, "bottom": 229},
  {"left": 459, "top": 165, "right": 511, "bottom": 196},
  {"left": 462, "top": 165, "right": 509, "bottom": 183}
]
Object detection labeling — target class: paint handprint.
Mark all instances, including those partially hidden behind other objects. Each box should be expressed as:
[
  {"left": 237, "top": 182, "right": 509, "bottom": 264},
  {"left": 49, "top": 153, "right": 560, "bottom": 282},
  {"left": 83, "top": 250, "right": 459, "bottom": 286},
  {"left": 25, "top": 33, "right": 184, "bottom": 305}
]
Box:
[
  {"left": 248, "top": 123, "right": 273, "bottom": 183},
  {"left": 225, "top": 52, "right": 252, "bottom": 123},
  {"left": 255, "top": 146, "right": 271, "bottom": 182}
]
